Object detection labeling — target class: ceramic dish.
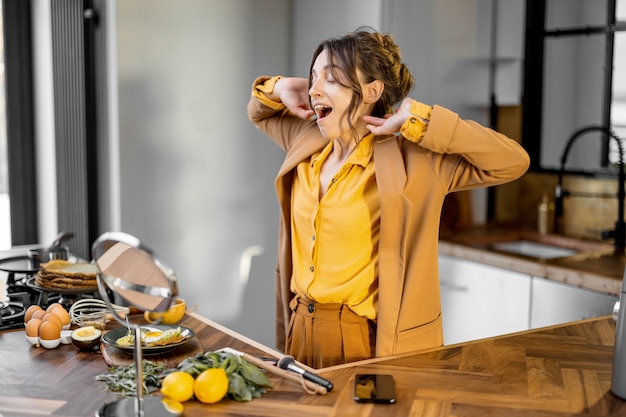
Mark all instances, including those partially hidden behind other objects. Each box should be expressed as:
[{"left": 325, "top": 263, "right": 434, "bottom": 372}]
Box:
[{"left": 101, "top": 325, "right": 195, "bottom": 355}]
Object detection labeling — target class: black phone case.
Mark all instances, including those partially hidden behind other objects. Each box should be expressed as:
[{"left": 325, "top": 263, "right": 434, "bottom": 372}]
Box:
[{"left": 353, "top": 374, "right": 396, "bottom": 404}]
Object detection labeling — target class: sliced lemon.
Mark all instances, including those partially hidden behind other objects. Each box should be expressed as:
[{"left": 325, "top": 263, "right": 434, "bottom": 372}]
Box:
[{"left": 161, "top": 398, "right": 184, "bottom": 415}]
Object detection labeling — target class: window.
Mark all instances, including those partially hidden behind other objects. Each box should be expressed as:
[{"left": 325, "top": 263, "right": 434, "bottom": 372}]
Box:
[{"left": 522, "top": 0, "right": 626, "bottom": 173}]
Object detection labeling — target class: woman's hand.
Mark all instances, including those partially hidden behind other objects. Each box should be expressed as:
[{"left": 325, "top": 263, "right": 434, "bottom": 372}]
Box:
[
  {"left": 274, "top": 77, "right": 315, "bottom": 120},
  {"left": 363, "top": 97, "right": 414, "bottom": 135}
]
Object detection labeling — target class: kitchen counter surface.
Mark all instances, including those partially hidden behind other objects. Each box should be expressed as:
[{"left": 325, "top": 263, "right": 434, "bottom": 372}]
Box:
[
  {"left": 1, "top": 311, "right": 624, "bottom": 416},
  {"left": 439, "top": 226, "right": 625, "bottom": 296}
]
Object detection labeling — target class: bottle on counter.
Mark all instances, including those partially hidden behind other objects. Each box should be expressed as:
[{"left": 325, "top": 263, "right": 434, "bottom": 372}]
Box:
[{"left": 537, "top": 191, "right": 555, "bottom": 235}]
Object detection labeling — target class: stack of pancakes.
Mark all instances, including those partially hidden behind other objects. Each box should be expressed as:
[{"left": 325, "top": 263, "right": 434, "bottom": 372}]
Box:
[{"left": 34, "top": 260, "right": 98, "bottom": 289}]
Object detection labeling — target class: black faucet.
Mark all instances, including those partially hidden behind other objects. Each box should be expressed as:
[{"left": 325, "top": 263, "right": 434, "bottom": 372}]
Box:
[{"left": 554, "top": 125, "right": 625, "bottom": 254}]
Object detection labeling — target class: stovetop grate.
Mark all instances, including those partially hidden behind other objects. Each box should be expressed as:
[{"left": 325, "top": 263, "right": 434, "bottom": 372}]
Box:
[{"left": 0, "top": 301, "right": 26, "bottom": 330}]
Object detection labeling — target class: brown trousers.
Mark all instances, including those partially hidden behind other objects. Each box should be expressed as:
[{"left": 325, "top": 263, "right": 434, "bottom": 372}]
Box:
[{"left": 285, "top": 295, "right": 376, "bottom": 368}]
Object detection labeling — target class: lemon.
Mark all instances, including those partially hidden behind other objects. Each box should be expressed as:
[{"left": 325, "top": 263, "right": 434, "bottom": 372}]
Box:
[
  {"left": 160, "top": 371, "right": 195, "bottom": 403},
  {"left": 193, "top": 368, "right": 229, "bottom": 404},
  {"left": 161, "top": 398, "right": 184, "bottom": 415},
  {"left": 144, "top": 298, "right": 186, "bottom": 324}
]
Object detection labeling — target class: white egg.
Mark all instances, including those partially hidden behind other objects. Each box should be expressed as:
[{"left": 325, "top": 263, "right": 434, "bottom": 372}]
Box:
[{"left": 141, "top": 327, "right": 163, "bottom": 344}]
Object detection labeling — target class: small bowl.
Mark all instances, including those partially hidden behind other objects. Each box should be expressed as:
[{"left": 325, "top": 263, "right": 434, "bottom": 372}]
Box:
[
  {"left": 78, "top": 309, "right": 106, "bottom": 331},
  {"left": 144, "top": 298, "right": 186, "bottom": 324},
  {"left": 26, "top": 335, "right": 40, "bottom": 346},
  {"left": 40, "top": 338, "right": 61, "bottom": 349}
]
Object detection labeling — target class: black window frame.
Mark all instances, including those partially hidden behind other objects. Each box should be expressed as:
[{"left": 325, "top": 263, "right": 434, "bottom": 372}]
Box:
[
  {"left": 3, "top": 0, "right": 38, "bottom": 245},
  {"left": 522, "top": 0, "right": 626, "bottom": 173}
]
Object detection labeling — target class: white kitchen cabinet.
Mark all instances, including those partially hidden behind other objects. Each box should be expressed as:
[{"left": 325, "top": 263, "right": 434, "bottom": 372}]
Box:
[
  {"left": 438, "top": 254, "right": 531, "bottom": 345},
  {"left": 530, "top": 277, "right": 618, "bottom": 329}
]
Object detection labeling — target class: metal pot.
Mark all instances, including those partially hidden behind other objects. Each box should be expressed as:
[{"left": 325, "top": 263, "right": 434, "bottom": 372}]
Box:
[{"left": 28, "top": 246, "right": 69, "bottom": 269}]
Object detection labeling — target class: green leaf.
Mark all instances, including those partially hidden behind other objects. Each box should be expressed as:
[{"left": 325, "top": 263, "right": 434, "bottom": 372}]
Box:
[
  {"left": 228, "top": 373, "right": 253, "bottom": 402},
  {"left": 240, "top": 361, "right": 273, "bottom": 388}
]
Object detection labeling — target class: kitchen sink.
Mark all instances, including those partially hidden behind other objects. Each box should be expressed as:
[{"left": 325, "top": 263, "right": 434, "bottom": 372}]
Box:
[
  {"left": 481, "top": 229, "right": 615, "bottom": 262},
  {"left": 441, "top": 226, "right": 616, "bottom": 262},
  {"left": 491, "top": 240, "right": 577, "bottom": 259}
]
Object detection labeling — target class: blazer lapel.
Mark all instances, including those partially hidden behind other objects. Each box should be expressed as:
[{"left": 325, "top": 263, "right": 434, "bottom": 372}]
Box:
[
  {"left": 373, "top": 136, "right": 409, "bottom": 356},
  {"left": 279, "top": 132, "right": 328, "bottom": 178}
]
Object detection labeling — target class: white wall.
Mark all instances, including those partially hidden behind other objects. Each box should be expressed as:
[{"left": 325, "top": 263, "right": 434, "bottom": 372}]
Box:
[
  {"left": 290, "top": 0, "right": 382, "bottom": 76},
  {"left": 117, "top": 0, "right": 290, "bottom": 348},
  {"left": 31, "top": 0, "right": 58, "bottom": 246}
]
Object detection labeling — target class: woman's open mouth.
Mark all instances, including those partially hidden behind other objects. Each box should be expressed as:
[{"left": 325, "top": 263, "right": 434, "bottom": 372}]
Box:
[{"left": 314, "top": 104, "right": 333, "bottom": 120}]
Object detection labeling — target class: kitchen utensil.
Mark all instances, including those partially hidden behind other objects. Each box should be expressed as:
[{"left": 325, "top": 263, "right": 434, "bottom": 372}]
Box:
[
  {"left": 27, "top": 231, "right": 75, "bottom": 269},
  {"left": 68, "top": 299, "right": 129, "bottom": 325},
  {"left": 28, "top": 247, "right": 69, "bottom": 269},
  {"left": 50, "top": 231, "right": 74, "bottom": 248}
]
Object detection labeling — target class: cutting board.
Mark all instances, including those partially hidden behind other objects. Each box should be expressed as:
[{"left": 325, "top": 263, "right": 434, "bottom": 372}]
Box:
[{"left": 100, "top": 336, "right": 204, "bottom": 368}]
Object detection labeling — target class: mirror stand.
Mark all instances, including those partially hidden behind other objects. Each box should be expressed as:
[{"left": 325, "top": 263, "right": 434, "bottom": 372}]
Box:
[{"left": 92, "top": 232, "right": 179, "bottom": 417}]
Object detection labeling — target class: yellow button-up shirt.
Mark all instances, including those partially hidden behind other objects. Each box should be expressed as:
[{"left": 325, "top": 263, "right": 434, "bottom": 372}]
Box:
[{"left": 290, "top": 134, "right": 380, "bottom": 320}]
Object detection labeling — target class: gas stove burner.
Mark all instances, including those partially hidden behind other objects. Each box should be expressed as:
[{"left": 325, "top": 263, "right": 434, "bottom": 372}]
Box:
[{"left": 0, "top": 301, "right": 26, "bottom": 330}]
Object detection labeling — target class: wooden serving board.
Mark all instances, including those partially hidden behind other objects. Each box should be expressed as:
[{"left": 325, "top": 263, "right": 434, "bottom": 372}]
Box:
[{"left": 100, "top": 336, "right": 204, "bottom": 368}]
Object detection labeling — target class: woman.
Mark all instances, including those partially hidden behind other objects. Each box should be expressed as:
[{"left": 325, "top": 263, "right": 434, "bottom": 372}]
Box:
[{"left": 247, "top": 29, "right": 529, "bottom": 368}]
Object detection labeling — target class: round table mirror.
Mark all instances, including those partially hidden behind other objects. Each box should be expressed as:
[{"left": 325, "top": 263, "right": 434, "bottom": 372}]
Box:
[{"left": 92, "top": 232, "right": 180, "bottom": 417}]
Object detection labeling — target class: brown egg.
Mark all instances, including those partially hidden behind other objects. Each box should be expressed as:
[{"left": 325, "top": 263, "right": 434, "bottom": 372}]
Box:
[
  {"left": 42, "top": 313, "right": 63, "bottom": 330},
  {"left": 31, "top": 309, "right": 47, "bottom": 321},
  {"left": 24, "top": 305, "right": 43, "bottom": 323},
  {"left": 25, "top": 318, "right": 43, "bottom": 337},
  {"left": 50, "top": 306, "right": 70, "bottom": 326},
  {"left": 39, "top": 320, "right": 61, "bottom": 341},
  {"left": 46, "top": 303, "right": 63, "bottom": 313}
]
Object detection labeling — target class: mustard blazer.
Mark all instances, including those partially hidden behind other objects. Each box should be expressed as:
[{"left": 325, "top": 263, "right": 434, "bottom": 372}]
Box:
[{"left": 247, "top": 77, "right": 530, "bottom": 358}]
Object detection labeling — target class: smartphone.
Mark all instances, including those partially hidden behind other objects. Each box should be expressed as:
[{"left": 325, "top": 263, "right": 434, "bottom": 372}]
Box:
[{"left": 353, "top": 374, "right": 396, "bottom": 404}]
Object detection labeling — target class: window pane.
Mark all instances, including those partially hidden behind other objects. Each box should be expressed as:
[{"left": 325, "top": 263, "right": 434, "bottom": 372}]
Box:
[
  {"left": 541, "top": 34, "right": 606, "bottom": 171},
  {"left": 0, "top": 1, "right": 10, "bottom": 250},
  {"left": 546, "top": 0, "right": 607, "bottom": 30},
  {"left": 618, "top": 0, "right": 626, "bottom": 22}
]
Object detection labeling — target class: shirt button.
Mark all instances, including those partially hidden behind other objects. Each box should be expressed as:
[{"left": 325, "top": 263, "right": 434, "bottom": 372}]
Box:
[
  {"left": 312, "top": 235, "right": 316, "bottom": 241},
  {"left": 309, "top": 266, "right": 314, "bottom": 272},
  {"left": 308, "top": 303, "right": 315, "bottom": 313}
]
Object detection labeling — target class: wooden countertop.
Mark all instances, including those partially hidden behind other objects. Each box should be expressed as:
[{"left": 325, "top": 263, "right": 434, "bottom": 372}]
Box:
[
  {"left": 439, "top": 226, "right": 625, "bottom": 296},
  {"left": 1, "top": 311, "right": 625, "bottom": 416}
]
